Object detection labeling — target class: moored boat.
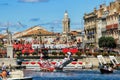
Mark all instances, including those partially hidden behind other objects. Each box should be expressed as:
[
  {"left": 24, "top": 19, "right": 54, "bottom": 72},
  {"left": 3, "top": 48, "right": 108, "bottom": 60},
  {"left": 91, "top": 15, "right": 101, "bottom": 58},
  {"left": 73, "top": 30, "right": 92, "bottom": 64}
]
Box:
[
  {"left": 100, "top": 68, "right": 113, "bottom": 74},
  {"left": 114, "top": 63, "right": 120, "bottom": 70},
  {"left": 7, "top": 77, "right": 32, "bottom": 80}
]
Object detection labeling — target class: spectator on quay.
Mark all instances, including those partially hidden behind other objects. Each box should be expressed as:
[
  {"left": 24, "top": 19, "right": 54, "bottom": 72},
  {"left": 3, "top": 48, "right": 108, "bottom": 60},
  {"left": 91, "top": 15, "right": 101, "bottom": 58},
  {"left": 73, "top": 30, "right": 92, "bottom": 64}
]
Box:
[
  {"left": 1, "top": 62, "right": 6, "bottom": 71},
  {"left": 0, "top": 70, "right": 7, "bottom": 80},
  {"left": 0, "top": 62, "right": 7, "bottom": 80},
  {"left": 8, "top": 64, "right": 12, "bottom": 72}
]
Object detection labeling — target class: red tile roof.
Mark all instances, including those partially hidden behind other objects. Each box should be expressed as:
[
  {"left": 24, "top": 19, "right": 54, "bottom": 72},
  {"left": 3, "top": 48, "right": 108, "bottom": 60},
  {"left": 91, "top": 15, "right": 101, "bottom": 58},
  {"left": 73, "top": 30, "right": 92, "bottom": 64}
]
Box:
[{"left": 23, "top": 29, "right": 53, "bottom": 37}]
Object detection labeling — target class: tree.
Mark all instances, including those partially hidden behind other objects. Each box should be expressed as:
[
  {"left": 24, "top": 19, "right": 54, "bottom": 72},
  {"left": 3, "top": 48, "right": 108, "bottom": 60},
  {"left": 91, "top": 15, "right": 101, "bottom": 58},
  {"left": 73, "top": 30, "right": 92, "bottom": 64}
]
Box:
[
  {"left": 106, "top": 37, "right": 116, "bottom": 48},
  {"left": 98, "top": 36, "right": 116, "bottom": 49},
  {"left": 0, "top": 43, "right": 3, "bottom": 47}
]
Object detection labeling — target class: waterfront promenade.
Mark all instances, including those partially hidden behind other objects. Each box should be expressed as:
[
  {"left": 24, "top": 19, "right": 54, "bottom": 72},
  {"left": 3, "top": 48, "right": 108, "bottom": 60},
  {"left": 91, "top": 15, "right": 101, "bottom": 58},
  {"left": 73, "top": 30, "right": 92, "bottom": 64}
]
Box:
[
  {"left": 0, "top": 56, "right": 120, "bottom": 69},
  {"left": 0, "top": 58, "right": 17, "bottom": 67},
  {"left": 0, "top": 56, "right": 120, "bottom": 79}
]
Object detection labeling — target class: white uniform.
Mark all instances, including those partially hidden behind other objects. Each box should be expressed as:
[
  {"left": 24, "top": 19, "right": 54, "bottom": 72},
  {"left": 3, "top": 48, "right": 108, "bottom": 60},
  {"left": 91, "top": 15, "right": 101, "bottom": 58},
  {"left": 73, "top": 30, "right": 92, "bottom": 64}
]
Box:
[
  {"left": 2, "top": 64, "right": 6, "bottom": 70},
  {"left": 67, "top": 52, "right": 71, "bottom": 59}
]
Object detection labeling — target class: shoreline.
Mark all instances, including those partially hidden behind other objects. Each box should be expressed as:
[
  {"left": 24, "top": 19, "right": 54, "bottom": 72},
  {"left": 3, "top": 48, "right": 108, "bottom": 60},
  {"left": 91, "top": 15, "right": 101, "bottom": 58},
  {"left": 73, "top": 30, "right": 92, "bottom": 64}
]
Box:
[{"left": 0, "top": 56, "right": 119, "bottom": 70}]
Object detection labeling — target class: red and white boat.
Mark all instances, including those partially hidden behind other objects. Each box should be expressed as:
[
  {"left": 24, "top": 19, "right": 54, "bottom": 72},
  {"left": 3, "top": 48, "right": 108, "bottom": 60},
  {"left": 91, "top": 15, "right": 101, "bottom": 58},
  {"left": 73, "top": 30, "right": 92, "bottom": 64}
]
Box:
[{"left": 38, "top": 52, "right": 73, "bottom": 72}]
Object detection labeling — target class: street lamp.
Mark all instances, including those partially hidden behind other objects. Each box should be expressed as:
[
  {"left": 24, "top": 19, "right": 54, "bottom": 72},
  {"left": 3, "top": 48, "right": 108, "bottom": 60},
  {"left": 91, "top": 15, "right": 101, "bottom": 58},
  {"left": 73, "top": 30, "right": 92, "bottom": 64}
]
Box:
[
  {"left": 37, "top": 29, "right": 42, "bottom": 44},
  {"left": 81, "top": 31, "right": 85, "bottom": 53},
  {"left": 38, "top": 29, "right": 45, "bottom": 48},
  {"left": 6, "top": 27, "right": 13, "bottom": 58}
]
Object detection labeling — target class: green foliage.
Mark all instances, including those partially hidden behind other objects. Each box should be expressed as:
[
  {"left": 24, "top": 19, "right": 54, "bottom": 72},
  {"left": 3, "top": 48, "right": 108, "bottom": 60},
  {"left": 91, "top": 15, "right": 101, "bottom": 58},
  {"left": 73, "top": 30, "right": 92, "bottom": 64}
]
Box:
[
  {"left": 85, "top": 52, "right": 92, "bottom": 56},
  {"left": 99, "top": 36, "right": 106, "bottom": 47},
  {"left": 59, "top": 52, "right": 65, "bottom": 56},
  {"left": 109, "top": 52, "right": 116, "bottom": 56},
  {"left": 99, "top": 36, "right": 116, "bottom": 48},
  {"left": 102, "top": 52, "right": 109, "bottom": 56},
  {"left": 52, "top": 51, "right": 57, "bottom": 55},
  {"left": 16, "top": 51, "right": 22, "bottom": 57},
  {"left": 0, "top": 43, "right": 3, "bottom": 47},
  {"left": 24, "top": 53, "right": 29, "bottom": 56},
  {"left": 32, "top": 52, "right": 37, "bottom": 55},
  {"left": 76, "top": 52, "right": 82, "bottom": 56}
]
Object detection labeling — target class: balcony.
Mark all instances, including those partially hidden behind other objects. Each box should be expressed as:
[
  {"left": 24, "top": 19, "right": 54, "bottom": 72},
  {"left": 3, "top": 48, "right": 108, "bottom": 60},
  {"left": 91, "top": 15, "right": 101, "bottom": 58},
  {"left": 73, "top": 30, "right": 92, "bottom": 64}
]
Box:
[
  {"left": 106, "top": 23, "right": 118, "bottom": 30},
  {"left": 101, "top": 28, "right": 106, "bottom": 31},
  {"left": 84, "top": 39, "right": 95, "bottom": 43}
]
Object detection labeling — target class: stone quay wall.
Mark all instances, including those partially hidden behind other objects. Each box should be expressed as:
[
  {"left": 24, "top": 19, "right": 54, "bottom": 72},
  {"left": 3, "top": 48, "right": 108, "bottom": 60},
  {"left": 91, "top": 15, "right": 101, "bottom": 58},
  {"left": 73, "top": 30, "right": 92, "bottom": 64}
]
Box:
[
  {"left": 0, "top": 56, "right": 120, "bottom": 69},
  {"left": 0, "top": 58, "right": 17, "bottom": 67}
]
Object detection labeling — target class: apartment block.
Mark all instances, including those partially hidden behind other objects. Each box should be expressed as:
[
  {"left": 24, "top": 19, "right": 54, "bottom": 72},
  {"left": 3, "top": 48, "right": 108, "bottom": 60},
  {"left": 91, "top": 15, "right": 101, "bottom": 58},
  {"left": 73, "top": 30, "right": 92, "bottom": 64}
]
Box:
[{"left": 84, "top": 0, "right": 120, "bottom": 49}]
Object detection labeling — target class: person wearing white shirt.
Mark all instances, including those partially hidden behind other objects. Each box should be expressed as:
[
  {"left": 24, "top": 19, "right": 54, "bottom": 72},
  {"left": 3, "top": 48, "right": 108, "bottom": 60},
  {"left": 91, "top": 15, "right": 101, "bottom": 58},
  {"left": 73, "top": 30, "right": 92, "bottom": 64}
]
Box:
[{"left": 1, "top": 62, "right": 6, "bottom": 71}]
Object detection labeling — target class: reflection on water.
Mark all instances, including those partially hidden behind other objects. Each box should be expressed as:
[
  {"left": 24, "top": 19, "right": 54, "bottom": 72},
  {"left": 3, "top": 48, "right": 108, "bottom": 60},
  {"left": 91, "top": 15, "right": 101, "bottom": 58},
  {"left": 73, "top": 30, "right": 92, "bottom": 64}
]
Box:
[{"left": 24, "top": 69, "right": 120, "bottom": 80}]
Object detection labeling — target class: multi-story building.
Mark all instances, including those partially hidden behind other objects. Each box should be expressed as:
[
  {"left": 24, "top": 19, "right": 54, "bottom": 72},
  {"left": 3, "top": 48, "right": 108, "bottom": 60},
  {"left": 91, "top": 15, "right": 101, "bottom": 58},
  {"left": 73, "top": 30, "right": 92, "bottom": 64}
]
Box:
[
  {"left": 12, "top": 26, "right": 54, "bottom": 44},
  {"left": 84, "top": 11, "right": 97, "bottom": 49},
  {"left": 84, "top": 0, "right": 120, "bottom": 49}
]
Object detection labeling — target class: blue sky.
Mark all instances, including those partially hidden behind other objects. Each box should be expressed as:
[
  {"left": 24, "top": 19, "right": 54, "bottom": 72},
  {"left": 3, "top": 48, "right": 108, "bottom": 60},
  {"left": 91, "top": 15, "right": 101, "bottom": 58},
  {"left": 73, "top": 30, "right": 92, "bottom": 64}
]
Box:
[{"left": 0, "top": 0, "right": 114, "bottom": 33}]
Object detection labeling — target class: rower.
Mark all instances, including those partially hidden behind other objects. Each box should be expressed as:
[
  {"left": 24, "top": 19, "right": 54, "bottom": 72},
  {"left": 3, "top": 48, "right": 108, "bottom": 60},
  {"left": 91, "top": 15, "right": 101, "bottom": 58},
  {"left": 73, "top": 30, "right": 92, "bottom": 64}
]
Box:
[
  {"left": 1, "top": 62, "right": 6, "bottom": 71},
  {"left": 67, "top": 52, "right": 72, "bottom": 59}
]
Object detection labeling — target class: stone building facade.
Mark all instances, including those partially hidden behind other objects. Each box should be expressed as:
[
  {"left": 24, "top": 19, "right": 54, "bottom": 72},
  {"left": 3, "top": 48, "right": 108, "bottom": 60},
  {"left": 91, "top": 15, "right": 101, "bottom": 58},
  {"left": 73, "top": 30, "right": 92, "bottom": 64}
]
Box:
[
  {"left": 84, "top": 12, "right": 97, "bottom": 49},
  {"left": 84, "top": 0, "right": 120, "bottom": 49},
  {"left": 62, "top": 11, "right": 71, "bottom": 42},
  {"left": 62, "top": 10, "right": 70, "bottom": 35}
]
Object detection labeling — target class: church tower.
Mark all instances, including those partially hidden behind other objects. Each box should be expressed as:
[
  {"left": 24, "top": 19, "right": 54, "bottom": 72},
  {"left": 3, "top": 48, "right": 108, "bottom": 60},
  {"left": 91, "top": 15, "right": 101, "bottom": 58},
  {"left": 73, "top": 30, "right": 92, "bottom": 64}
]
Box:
[{"left": 62, "top": 11, "right": 70, "bottom": 34}]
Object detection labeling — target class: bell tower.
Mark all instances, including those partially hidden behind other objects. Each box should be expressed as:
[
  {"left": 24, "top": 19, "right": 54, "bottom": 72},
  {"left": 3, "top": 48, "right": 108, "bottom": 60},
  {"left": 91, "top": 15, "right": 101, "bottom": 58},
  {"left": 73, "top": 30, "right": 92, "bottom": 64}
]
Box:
[{"left": 62, "top": 10, "right": 70, "bottom": 34}]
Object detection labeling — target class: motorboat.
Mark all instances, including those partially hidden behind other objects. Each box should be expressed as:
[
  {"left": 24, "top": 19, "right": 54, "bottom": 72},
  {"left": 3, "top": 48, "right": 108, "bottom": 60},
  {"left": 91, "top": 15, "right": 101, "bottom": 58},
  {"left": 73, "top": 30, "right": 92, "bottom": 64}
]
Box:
[
  {"left": 7, "top": 77, "right": 32, "bottom": 80},
  {"left": 97, "top": 55, "right": 113, "bottom": 74},
  {"left": 0, "top": 70, "right": 32, "bottom": 80},
  {"left": 7, "top": 70, "right": 32, "bottom": 80},
  {"left": 100, "top": 68, "right": 113, "bottom": 74}
]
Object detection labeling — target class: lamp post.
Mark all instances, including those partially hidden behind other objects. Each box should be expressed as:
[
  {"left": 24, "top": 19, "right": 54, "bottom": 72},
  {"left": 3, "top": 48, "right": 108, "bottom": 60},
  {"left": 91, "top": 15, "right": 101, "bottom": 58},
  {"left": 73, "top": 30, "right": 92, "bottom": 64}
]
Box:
[
  {"left": 37, "top": 29, "right": 42, "bottom": 44},
  {"left": 6, "top": 28, "right": 13, "bottom": 58},
  {"left": 39, "top": 31, "right": 42, "bottom": 44},
  {"left": 81, "top": 31, "right": 85, "bottom": 53},
  {"left": 38, "top": 29, "right": 44, "bottom": 48}
]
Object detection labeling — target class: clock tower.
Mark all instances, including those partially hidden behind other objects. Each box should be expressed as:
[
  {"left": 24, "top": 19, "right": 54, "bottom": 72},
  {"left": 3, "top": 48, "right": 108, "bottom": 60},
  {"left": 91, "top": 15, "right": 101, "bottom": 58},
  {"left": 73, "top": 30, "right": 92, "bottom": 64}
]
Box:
[{"left": 62, "top": 10, "right": 70, "bottom": 35}]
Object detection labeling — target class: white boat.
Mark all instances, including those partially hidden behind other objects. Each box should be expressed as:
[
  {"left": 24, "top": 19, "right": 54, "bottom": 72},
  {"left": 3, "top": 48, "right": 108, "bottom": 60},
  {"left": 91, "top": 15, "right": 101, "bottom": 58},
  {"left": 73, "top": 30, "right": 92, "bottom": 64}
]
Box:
[
  {"left": 7, "top": 70, "right": 32, "bottom": 80},
  {"left": 7, "top": 77, "right": 32, "bottom": 80}
]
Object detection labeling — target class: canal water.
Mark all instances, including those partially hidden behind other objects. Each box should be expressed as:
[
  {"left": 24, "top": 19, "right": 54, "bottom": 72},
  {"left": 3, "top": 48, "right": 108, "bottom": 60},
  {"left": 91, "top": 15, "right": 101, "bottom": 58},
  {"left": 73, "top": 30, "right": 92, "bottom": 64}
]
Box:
[{"left": 24, "top": 70, "right": 120, "bottom": 80}]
